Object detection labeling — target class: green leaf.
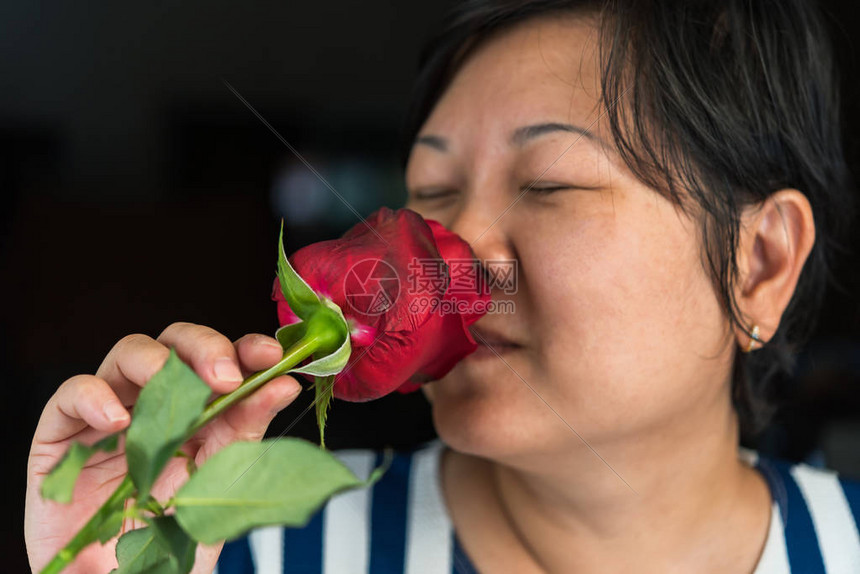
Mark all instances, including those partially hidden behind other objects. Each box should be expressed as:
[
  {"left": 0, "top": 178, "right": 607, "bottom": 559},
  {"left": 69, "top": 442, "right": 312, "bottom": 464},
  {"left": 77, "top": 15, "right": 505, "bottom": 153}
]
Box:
[
  {"left": 41, "top": 434, "right": 119, "bottom": 503},
  {"left": 314, "top": 375, "right": 335, "bottom": 449},
  {"left": 111, "top": 527, "right": 177, "bottom": 574},
  {"left": 125, "top": 349, "right": 211, "bottom": 501},
  {"left": 173, "top": 438, "right": 364, "bottom": 544},
  {"left": 277, "top": 220, "right": 322, "bottom": 320},
  {"left": 150, "top": 516, "right": 196, "bottom": 574},
  {"left": 109, "top": 516, "right": 195, "bottom": 574},
  {"left": 97, "top": 508, "right": 125, "bottom": 544}
]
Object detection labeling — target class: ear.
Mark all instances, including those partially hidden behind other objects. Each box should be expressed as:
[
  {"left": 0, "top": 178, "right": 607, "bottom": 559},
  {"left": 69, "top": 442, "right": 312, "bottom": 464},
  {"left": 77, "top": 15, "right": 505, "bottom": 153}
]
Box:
[{"left": 732, "top": 189, "right": 816, "bottom": 351}]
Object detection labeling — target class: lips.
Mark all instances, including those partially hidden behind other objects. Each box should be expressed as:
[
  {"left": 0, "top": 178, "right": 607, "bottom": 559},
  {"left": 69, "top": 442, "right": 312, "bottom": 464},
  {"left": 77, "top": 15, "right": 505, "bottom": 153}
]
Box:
[{"left": 469, "top": 326, "right": 522, "bottom": 349}]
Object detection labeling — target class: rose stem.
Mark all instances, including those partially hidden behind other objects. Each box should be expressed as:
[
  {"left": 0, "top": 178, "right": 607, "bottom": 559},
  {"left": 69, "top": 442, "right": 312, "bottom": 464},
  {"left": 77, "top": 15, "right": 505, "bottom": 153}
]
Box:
[
  {"left": 39, "top": 476, "right": 135, "bottom": 574},
  {"left": 188, "top": 333, "right": 322, "bottom": 435}
]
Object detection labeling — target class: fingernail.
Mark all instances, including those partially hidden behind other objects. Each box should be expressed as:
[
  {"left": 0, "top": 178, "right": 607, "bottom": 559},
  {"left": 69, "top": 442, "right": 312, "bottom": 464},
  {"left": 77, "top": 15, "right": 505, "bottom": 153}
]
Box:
[
  {"left": 257, "top": 337, "right": 283, "bottom": 352},
  {"left": 214, "top": 357, "right": 243, "bottom": 384},
  {"left": 103, "top": 401, "right": 129, "bottom": 423},
  {"left": 271, "top": 385, "right": 302, "bottom": 415},
  {"left": 287, "top": 382, "right": 302, "bottom": 399}
]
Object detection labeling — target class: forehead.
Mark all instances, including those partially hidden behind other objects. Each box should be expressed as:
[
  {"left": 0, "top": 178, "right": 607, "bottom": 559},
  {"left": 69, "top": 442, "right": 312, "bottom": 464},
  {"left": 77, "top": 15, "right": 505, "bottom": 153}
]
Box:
[{"left": 421, "top": 14, "right": 603, "bottom": 136}]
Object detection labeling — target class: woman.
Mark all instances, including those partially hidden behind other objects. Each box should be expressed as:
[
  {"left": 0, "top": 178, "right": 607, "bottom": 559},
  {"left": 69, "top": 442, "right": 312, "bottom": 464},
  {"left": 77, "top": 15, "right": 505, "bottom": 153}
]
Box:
[{"left": 25, "top": 0, "right": 860, "bottom": 572}]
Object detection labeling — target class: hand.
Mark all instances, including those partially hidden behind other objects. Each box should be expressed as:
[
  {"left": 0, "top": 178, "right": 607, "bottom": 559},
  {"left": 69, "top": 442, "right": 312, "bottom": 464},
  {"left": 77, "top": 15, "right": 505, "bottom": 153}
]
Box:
[{"left": 25, "top": 322, "right": 303, "bottom": 574}]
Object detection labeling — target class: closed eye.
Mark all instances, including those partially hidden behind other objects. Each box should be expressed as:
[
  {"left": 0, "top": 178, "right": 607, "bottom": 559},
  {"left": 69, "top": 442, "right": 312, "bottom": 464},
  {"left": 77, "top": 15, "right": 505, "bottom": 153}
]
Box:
[
  {"left": 410, "top": 188, "right": 459, "bottom": 201},
  {"left": 522, "top": 184, "right": 570, "bottom": 195},
  {"left": 522, "top": 183, "right": 601, "bottom": 195}
]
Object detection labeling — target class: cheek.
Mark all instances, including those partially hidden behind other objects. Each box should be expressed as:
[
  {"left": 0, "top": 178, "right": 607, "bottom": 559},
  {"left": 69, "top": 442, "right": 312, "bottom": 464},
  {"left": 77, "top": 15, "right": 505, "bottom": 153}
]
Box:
[
  {"left": 420, "top": 383, "right": 434, "bottom": 404},
  {"left": 526, "top": 203, "right": 730, "bottom": 431}
]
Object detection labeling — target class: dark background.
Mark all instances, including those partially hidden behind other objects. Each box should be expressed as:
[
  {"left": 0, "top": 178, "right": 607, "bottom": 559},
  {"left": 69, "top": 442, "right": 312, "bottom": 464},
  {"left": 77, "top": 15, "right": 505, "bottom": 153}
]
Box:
[{"left": 2, "top": 1, "right": 859, "bottom": 571}]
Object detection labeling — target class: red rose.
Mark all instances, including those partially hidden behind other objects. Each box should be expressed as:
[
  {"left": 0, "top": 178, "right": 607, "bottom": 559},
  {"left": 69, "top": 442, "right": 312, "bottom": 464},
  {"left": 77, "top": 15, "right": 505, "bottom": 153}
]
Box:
[{"left": 272, "top": 207, "right": 490, "bottom": 401}]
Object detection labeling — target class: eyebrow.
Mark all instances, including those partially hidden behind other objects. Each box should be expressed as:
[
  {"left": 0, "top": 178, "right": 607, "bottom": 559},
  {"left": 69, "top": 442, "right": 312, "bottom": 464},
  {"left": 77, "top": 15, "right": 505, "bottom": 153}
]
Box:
[
  {"left": 413, "top": 122, "right": 607, "bottom": 153},
  {"left": 511, "top": 122, "right": 605, "bottom": 148}
]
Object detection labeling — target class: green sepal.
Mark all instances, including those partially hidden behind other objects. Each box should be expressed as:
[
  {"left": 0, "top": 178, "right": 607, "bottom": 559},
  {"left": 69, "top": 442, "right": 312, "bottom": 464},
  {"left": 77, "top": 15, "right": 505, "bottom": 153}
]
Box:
[
  {"left": 277, "top": 219, "right": 323, "bottom": 321},
  {"left": 276, "top": 301, "right": 351, "bottom": 381},
  {"left": 283, "top": 303, "right": 351, "bottom": 448},
  {"left": 274, "top": 321, "right": 307, "bottom": 352},
  {"left": 314, "top": 375, "right": 335, "bottom": 449},
  {"left": 273, "top": 223, "right": 352, "bottom": 448},
  {"left": 41, "top": 433, "right": 120, "bottom": 503},
  {"left": 274, "top": 223, "right": 351, "bottom": 377},
  {"left": 281, "top": 301, "right": 351, "bottom": 377}
]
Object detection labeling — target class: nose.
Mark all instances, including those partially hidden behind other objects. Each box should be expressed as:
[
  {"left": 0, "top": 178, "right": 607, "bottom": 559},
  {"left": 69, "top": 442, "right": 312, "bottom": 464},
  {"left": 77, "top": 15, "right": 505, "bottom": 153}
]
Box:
[{"left": 446, "top": 196, "right": 517, "bottom": 272}]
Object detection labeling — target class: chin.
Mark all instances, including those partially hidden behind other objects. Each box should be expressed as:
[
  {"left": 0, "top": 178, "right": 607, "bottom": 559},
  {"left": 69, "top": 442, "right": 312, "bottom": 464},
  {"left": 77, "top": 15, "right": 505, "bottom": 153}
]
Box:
[{"left": 425, "top": 372, "right": 549, "bottom": 461}]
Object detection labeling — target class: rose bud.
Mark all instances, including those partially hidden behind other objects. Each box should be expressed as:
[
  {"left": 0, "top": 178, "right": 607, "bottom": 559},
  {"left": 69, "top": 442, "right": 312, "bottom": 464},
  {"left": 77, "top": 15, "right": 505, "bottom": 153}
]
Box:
[{"left": 272, "top": 207, "right": 491, "bottom": 401}]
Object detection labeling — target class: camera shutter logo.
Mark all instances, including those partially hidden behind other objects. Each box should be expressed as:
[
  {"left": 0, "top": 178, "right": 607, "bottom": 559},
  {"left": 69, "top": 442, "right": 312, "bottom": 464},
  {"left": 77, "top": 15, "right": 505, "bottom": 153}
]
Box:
[{"left": 344, "top": 258, "right": 401, "bottom": 315}]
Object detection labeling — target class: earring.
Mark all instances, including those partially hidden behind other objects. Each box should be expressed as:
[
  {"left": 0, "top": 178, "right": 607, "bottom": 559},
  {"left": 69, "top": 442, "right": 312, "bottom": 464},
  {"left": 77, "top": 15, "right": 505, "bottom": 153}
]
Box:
[{"left": 744, "top": 325, "right": 763, "bottom": 353}]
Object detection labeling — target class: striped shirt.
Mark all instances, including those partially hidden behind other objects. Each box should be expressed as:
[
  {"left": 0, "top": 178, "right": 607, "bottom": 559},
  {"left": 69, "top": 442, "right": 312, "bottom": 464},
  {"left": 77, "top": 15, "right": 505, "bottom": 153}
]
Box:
[{"left": 214, "top": 439, "right": 860, "bottom": 573}]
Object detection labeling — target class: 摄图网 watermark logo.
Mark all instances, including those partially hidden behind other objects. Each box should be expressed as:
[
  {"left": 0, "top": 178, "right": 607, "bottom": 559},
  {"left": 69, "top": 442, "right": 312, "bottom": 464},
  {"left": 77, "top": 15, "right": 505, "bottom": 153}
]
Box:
[{"left": 343, "top": 257, "right": 517, "bottom": 317}]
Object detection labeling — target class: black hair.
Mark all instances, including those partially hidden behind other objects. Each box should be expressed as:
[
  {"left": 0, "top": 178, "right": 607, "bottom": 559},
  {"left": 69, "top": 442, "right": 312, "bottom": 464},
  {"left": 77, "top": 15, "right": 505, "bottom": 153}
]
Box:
[{"left": 401, "top": 0, "right": 855, "bottom": 437}]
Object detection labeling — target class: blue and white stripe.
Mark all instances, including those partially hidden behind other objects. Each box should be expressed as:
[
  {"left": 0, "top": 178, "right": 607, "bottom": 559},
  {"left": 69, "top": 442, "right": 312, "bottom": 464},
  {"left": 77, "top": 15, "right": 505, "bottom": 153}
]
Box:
[{"left": 215, "top": 440, "right": 860, "bottom": 574}]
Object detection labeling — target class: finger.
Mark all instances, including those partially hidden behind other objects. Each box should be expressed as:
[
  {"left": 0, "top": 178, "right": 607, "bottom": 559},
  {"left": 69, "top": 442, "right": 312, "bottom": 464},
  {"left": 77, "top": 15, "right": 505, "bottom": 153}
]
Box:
[
  {"left": 233, "top": 334, "right": 284, "bottom": 378},
  {"left": 95, "top": 333, "right": 171, "bottom": 401},
  {"left": 213, "top": 375, "right": 302, "bottom": 443},
  {"left": 34, "top": 375, "right": 131, "bottom": 444},
  {"left": 156, "top": 322, "right": 245, "bottom": 394}
]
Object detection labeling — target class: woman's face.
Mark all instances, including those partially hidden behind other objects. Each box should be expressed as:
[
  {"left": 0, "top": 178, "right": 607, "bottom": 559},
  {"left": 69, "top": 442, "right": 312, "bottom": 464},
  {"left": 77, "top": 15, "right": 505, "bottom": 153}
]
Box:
[{"left": 404, "top": 15, "right": 736, "bottom": 461}]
